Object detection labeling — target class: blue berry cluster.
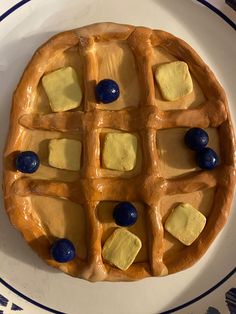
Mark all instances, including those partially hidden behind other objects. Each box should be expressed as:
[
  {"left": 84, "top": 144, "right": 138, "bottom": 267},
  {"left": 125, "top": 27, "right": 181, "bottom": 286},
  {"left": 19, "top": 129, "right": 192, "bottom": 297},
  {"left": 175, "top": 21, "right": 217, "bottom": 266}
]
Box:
[{"left": 184, "top": 128, "right": 219, "bottom": 170}]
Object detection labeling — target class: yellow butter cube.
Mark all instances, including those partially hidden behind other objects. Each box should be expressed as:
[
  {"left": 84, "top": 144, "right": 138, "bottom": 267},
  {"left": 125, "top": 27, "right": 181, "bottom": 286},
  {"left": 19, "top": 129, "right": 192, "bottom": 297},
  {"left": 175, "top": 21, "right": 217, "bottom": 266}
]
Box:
[
  {"left": 102, "top": 133, "right": 138, "bottom": 171},
  {"left": 155, "top": 61, "right": 193, "bottom": 101},
  {"left": 102, "top": 228, "right": 142, "bottom": 270},
  {"left": 42, "top": 67, "right": 82, "bottom": 112},
  {"left": 164, "top": 203, "right": 206, "bottom": 246},
  {"left": 49, "top": 139, "right": 82, "bottom": 171}
]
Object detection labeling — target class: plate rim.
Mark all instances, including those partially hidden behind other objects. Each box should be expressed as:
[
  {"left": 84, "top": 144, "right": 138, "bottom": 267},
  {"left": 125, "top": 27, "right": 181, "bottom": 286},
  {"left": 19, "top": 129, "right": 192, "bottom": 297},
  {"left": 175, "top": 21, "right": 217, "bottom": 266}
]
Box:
[
  {"left": 0, "top": 268, "right": 235, "bottom": 314},
  {"left": 0, "top": 1, "right": 235, "bottom": 313},
  {"left": 0, "top": 0, "right": 236, "bottom": 29}
]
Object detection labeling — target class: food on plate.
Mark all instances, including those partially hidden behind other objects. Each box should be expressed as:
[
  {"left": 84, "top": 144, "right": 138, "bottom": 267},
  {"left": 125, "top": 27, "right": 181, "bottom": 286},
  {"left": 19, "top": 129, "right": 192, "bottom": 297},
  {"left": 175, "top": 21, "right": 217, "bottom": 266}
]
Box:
[
  {"left": 42, "top": 66, "right": 82, "bottom": 112},
  {"left": 102, "top": 132, "right": 138, "bottom": 171},
  {"left": 95, "top": 79, "right": 120, "bottom": 104},
  {"left": 154, "top": 61, "right": 193, "bottom": 101},
  {"left": 113, "top": 202, "right": 138, "bottom": 227},
  {"left": 3, "top": 22, "right": 235, "bottom": 282},
  {"left": 164, "top": 203, "right": 207, "bottom": 246},
  {"left": 102, "top": 228, "right": 142, "bottom": 271}
]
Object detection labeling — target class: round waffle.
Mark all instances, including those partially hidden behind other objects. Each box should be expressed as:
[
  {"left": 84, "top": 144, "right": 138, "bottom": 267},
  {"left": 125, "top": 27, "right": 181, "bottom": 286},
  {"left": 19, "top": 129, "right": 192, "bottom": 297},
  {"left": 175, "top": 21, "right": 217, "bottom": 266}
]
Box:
[{"left": 3, "top": 22, "right": 236, "bottom": 282}]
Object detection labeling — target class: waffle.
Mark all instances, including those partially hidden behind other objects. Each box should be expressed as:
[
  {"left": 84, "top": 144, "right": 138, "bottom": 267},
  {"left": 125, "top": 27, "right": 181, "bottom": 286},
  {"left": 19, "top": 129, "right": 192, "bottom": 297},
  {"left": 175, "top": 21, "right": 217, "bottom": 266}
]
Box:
[{"left": 3, "top": 22, "right": 236, "bottom": 282}]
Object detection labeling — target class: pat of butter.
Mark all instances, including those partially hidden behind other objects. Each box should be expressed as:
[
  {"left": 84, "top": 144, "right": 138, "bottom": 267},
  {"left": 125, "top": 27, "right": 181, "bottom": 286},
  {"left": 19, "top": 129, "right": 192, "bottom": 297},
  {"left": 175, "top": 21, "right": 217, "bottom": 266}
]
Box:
[
  {"left": 49, "top": 139, "right": 82, "bottom": 171},
  {"left": 42, "top": 67, "right": 82, "bottom": 112},
  {"left": 102, "top": 133, "right": 138, "bottom": 171},
  {"left": 165, "top": 203, "right": 206, "bottom": 246},
  {"left": 155, "top": 61, "right": 193, "bottom": 101},
  {"left": 102, "top": 228, "right": 142, "bottom": 270}
]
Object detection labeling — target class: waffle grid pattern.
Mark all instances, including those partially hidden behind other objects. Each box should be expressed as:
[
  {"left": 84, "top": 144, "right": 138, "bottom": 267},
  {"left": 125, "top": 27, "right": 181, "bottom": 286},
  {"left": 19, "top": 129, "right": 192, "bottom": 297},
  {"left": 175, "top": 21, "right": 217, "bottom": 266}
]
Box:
[{"left": 5, "top": 23, "right": 235, "bottom": 281}]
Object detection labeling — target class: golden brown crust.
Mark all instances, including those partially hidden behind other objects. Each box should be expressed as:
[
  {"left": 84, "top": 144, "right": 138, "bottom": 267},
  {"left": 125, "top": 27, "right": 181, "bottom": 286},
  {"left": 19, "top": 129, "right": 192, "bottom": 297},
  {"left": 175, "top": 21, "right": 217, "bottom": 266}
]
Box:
[{"left": 3, "top": 22, "right": 236, "bottom": 281}]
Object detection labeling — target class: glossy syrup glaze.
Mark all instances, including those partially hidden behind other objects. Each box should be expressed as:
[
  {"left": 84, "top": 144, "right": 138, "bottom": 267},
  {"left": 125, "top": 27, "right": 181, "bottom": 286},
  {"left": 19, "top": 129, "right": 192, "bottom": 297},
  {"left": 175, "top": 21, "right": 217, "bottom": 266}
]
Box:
[{"left": 3, "top": 23, "right": 236, "bottom": 281}]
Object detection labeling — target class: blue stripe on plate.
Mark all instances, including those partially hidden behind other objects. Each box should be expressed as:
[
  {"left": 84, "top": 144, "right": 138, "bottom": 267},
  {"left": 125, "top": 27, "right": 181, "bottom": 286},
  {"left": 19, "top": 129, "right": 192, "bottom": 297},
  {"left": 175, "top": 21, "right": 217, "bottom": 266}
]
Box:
[
  {"left": 196, "top": 0, "right": 236, "bottom": 29},
  {"left": 0, "top": 294, "right": 8, "bottom": 307},
  {"left": 0, "top": 0, "right": 31, "bottom": 22},
  {"left": 0, "top": 0, "right": 235, "bottom": 28},
  {"left": 11, "top": 303, "right": 23, "bottom": 311},
  {"left": 160, "top": 268, "right": 236, "bottom": 313},
  {"left": 0, "top": 277, "right": 65, "bottom": 313},
  {"left": 226, "top": 288, "right": 236, "bottom": 313},
  {"left": 0, "top": 0, "right": 235, "bottom": 313},
  {"left": 206, "top": 306, "right": 221, "bottom": 314}
]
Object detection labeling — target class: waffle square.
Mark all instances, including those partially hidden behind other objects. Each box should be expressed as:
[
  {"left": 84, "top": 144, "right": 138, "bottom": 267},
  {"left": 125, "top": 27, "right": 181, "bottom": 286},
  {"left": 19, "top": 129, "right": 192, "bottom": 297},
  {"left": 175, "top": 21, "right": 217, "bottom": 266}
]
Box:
[{"left": 48, "top": 139, "right": 82, "bottom": 171}]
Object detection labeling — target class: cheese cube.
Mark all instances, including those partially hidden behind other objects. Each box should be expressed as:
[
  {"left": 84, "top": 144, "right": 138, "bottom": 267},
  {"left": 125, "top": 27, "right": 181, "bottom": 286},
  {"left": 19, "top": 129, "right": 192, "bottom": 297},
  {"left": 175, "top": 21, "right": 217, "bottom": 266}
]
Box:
[
  {"left": 49, "top": 139, "right": 82, "bottom": 171},
  {"left": 102, "top": 228, "right": 142, "bottom": 270},
  {"left": 155, "top": 61, "right": 193, "bottom": 101},
  {"left": 42, "top": 67, "right": 82, "bottom": 112},
  {"left": 165, "top": 203, "right": 206, "bottom": 246},
  {"left": 102, "top": 133, "right": 138, "bottom": 171}
]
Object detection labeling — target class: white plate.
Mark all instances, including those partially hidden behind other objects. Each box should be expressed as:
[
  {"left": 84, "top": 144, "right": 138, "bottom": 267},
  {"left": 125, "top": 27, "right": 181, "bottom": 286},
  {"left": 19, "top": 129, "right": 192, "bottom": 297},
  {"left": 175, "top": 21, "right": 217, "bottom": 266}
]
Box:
[{"left": 0, "top": 1, "right": 235, "bottom": 313}]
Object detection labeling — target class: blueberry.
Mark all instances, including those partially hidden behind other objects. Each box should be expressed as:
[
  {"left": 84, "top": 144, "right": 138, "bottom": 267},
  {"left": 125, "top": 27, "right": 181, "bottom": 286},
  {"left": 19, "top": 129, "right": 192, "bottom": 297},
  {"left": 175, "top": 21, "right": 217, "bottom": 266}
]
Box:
[
  {"left": 185, "top": 128, "right": 209, "bottom": 151},
  {"left": 113, "top": 202, "right": 138, "bottom": 227},
  {"left": 50, "top": 238, "right": 76, "bottom": 263},
  {"left": 95, "top": 79, "right": 120, "bottom": 104},
  {"left": 15, "top": 151, "right": 40, "bottom": 173},
  {"left": 196, "top": 147, "right": 219, "bottom": 170}
]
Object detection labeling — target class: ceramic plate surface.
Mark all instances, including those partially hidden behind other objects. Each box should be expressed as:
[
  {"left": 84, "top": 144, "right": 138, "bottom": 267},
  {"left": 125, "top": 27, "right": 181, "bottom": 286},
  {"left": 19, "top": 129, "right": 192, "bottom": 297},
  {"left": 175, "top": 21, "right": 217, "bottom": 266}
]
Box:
[{"left": 0, "top": 0, "right": 235, "bottom": 313}]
